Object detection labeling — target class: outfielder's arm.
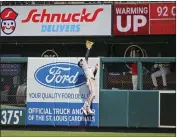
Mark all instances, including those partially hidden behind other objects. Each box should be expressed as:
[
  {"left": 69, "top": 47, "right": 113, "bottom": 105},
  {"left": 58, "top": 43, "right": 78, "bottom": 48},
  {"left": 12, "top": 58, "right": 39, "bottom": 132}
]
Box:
[
  {"left": 85, "top": 40, "right": 94, "bottom": 62},
  {"left": 85, "top": 48, "right": 90, "bottom": 62}
]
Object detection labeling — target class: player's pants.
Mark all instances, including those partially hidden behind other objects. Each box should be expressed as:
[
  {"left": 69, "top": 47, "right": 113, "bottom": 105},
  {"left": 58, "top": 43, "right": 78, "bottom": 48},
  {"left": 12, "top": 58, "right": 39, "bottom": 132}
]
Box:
[
  {"left": 83, "top": 78, "right": 95, "bottom": 109},
  {"left": 151, "top": 68, "right": 170, "bottom": 87},
  {"left": 132, "top": 75, "right": 138, "bottom": 90}
]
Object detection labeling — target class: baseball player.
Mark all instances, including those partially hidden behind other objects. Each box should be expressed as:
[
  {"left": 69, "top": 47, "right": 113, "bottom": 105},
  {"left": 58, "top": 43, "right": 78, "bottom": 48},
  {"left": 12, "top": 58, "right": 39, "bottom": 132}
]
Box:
[
  {"left": 151, "top": 52, "right": 170, "bottom": 89},
  {"left": 78, "top": 40, "right": 98, "bottom": 115},
  {"left": 130, "top": 48, "right": 139, "bottom": 90}
]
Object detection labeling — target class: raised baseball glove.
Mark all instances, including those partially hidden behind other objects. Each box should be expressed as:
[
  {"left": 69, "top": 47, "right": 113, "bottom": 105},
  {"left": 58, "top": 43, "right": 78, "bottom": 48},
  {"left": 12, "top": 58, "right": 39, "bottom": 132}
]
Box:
[{"left": 86, "top": 40, "right": 94, "bottom": 49}]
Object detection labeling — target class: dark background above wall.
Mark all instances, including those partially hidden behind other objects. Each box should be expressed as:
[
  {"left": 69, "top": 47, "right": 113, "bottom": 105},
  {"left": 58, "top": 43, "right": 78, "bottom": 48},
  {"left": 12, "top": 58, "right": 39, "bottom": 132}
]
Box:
[{"left": 0, "top": 35, "right": 175, "bottom": 57}]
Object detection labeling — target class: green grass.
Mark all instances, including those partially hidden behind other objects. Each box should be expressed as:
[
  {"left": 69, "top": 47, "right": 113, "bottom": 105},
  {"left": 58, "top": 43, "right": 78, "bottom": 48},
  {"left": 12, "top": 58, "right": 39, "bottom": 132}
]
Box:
[{"left": 1, "top": 130, "right": 175, "bottom": 137}]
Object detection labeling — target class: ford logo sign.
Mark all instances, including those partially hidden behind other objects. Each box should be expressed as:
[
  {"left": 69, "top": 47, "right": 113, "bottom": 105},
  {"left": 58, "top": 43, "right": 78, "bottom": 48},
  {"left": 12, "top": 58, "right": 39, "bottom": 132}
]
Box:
[{"left": 34, "top": 62, "right": 86, "bottom": 89}]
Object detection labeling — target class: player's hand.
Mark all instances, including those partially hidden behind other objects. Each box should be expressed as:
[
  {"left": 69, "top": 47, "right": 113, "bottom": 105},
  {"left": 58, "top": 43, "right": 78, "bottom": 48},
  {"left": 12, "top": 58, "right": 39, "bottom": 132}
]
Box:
[
  {"left": 86, "top": 40, "right": 94, "bottom": 49},
  {"left": 95, "top": 64, "right": 98, "bottom": 70}
]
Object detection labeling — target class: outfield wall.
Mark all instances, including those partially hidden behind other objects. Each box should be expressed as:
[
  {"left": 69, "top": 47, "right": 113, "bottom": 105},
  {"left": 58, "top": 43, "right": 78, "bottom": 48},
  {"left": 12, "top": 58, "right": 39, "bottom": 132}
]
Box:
[
  {"left": 0, "top": 57, "right": 175, "bottom": 128},
  {"left": 1, "top": 90, "right": 175, "bottom": 128}
]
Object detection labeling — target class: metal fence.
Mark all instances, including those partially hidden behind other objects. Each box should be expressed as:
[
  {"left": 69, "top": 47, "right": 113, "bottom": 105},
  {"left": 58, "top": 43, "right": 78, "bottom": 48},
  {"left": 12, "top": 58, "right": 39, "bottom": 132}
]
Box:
[
  {"left": 0, "top": 57, "right": 176, "bottom": 107},
  {"left": 102, "top": 62, "right": 176, "bottom": 90},
  {"left": 0, "top": 57, "right": 27, "bottom": 107},
  {"left": 100, "top": 57, "right": 176, "bottom": 91}
]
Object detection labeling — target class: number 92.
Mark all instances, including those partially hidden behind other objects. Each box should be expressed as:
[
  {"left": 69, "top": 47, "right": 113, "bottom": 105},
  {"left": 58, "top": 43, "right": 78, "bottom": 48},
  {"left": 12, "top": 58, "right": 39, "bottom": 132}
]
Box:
[{"left": 157, "top": 6, "right": 176, "bottom": 17}]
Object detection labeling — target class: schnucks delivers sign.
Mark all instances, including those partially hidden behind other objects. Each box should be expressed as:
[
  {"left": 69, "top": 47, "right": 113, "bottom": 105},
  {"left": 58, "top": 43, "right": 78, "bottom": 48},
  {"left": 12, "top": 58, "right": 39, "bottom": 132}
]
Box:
[
  {"left": 0, "top": 5, "right": 111, "bottom": 36},
  {"left": 26, "top": 58, "right": 100, "bottom": 126},
  {"left": 113, "top": 3, "right": 176, "bottom": 35}
]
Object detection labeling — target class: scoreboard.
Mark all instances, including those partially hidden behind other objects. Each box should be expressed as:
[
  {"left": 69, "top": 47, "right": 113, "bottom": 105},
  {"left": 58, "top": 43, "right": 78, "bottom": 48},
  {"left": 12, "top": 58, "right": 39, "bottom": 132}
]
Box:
[
  {"left": 150, "top": 3, "right": 176, "bottom": 34},
  {"left": 113, "top": 2, "right": 176, "bottom": 35}
]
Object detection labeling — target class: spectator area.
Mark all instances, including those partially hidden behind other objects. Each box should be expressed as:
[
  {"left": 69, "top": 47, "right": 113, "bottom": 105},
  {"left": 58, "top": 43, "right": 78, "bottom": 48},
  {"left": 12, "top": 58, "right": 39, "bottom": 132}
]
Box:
[{"left": 0, "top": 1, "right": 168, "bottom": 6}]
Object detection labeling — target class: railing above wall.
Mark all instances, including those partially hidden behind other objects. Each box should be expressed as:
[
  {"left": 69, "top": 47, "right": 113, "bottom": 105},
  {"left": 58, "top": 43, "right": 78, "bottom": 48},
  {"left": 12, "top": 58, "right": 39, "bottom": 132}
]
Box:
[
  {"left": 0, "top": 57, "right": 175, "bottom": 63},
  {"left": 0, "top": 57, "right": 28, "bottom": 63},
  {"left": 101, "top": 57, "right": 176, "bottom": 63}
]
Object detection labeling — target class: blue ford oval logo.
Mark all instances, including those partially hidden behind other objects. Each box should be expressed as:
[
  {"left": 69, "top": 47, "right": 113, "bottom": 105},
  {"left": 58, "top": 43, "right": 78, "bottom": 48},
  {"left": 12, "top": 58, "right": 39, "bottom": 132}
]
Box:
[{"left": 34, "top": 62, "right": 86, "bottom": 89}]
